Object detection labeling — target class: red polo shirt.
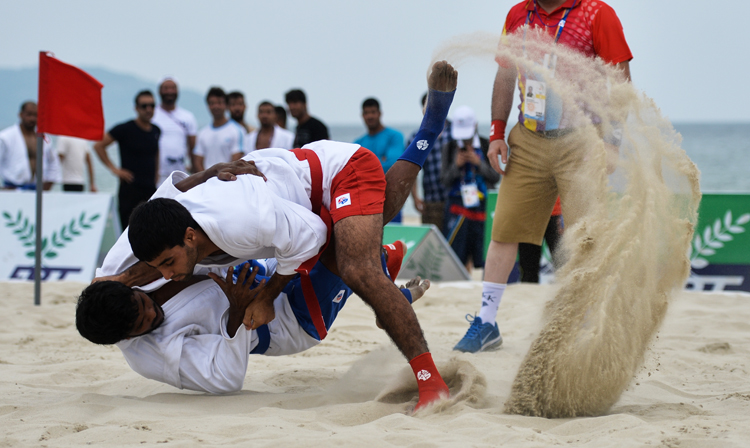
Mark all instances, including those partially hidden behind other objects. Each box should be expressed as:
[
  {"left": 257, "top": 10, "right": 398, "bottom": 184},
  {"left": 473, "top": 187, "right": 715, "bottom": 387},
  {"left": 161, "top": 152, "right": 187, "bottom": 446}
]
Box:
[{"left": 502, "top": 0, "right": 632, "bottom": 64}]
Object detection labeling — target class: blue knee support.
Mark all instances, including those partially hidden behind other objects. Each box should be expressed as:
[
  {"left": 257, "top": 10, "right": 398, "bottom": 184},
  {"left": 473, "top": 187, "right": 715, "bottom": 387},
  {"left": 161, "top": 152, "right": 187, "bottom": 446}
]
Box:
[{"left": 398, "top": 88, "right": 455, "bottom": 168}]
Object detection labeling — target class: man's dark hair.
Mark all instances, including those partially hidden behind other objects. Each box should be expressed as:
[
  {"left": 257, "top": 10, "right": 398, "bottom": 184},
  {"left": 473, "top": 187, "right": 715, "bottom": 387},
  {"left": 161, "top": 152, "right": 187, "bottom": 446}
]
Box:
[
  {"left": 284, "top": 89, "right": 306, "bottom": 104},
  {"left": 421, "top": 92, "right": 428, "bottom": 107},
  {"left": 206, "top": 86, "right": 227, "bottom": 103},
  {"left": 128, "top": 198, "right": 200, "bottom": 262},
  {"left": 19, "top": 101, "right": 36, "bottom": 112},
  {"left": 362, "top": 97, "right": 380, "bottom": 111},
  {"left": 274, "top": 106, "right": 287, "bottom": 127},
  {"left": 227, "top": 91, "right": 244, "bottom": 102},
  {"left": 76, "top": 281, "right": 139, "bottom": 345},
  {"left": 134, "top": 90, "right": 154, "bottom": 106},
  {"left": 257, "top": 100, "right": 274, "bottom": 110}
]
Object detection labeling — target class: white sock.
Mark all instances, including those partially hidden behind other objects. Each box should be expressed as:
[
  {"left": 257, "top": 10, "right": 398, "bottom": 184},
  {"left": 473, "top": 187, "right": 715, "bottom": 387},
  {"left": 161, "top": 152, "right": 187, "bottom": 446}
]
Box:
[{"left": 477, "top": 282, "right": 505, "bottom": 325}]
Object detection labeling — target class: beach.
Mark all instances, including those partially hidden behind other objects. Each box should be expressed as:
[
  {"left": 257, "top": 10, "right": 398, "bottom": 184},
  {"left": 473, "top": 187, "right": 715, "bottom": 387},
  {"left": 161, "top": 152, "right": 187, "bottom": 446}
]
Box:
[{"left": 2, "top": 279, "right": 749, "bottom": 447}]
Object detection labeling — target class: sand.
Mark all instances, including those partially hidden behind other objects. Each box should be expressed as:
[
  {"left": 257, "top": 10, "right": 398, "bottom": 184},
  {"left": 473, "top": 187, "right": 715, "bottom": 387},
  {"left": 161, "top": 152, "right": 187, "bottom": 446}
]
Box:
[{"left": 1, "top": 279, "right": 749, "bottom": 447}]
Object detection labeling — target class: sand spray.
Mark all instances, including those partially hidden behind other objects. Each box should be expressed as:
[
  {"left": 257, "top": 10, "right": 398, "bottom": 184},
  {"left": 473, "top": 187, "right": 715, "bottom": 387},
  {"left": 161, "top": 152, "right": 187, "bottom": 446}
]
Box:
[{"left": 430, "top": 30, "right": 701, "bottom": 417}]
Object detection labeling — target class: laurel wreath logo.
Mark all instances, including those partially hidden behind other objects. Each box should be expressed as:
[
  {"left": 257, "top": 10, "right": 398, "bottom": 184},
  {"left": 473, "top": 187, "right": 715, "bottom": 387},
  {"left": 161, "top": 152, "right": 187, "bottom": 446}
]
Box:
[
  {"left": 2, "top": 210, "right": 100, "bottom": 260},
  {"left": 689, "top": 210, "right": 750, "bottom": 269}
]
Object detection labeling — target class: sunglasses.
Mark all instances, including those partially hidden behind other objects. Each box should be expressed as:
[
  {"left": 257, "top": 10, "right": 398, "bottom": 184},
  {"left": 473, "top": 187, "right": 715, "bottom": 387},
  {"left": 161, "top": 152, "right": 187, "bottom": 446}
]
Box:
[{"left": 138, "top": 103, "right": 156, "bottom": 109}]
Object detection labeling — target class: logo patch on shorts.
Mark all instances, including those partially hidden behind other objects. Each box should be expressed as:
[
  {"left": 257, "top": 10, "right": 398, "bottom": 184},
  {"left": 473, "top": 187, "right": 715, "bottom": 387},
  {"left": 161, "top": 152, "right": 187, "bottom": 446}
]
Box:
[
  {"left": 335, "top": 193, "right": 351, "bottom": 209},
  {"left": 416, "top": 140, "right": 429, "bottom": 150},
  {"left": 332, "top": 289, "right": 346, "bottom": 303}
]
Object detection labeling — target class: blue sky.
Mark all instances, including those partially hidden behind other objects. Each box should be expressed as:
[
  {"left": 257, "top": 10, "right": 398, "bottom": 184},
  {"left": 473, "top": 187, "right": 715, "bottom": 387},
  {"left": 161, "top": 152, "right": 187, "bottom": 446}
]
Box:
[{"left": 1, "top": 0, "right": 747, "bottom": 125}]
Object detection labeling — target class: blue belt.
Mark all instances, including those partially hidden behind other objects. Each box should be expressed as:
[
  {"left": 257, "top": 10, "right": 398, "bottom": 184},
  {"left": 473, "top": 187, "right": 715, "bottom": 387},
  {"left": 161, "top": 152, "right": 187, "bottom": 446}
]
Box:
[{"left": 250, "top": 324, "right": 270, "bottom": 355}]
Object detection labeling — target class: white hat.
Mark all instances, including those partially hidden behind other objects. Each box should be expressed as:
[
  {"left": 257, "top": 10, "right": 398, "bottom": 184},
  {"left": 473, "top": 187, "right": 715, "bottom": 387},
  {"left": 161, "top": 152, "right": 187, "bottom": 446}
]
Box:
[
  {"left": 451, "top": 105, "right": 477, "bottom": 140},
  {"left": 158, "top": 75, "right": 179, "bottom": 87}
]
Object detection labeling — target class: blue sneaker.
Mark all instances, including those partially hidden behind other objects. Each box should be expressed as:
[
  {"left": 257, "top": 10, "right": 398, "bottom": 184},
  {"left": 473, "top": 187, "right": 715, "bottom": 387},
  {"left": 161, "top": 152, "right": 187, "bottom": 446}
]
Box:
[{"left": 453, "top": 315, "right": 503, "bottom": 353}]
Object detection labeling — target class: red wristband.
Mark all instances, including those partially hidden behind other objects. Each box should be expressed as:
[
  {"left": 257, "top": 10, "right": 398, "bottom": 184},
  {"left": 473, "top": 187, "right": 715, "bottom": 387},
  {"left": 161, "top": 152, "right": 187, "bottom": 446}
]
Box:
[{"left": 489, "top": 120, "right": 506, "bottom": 142}]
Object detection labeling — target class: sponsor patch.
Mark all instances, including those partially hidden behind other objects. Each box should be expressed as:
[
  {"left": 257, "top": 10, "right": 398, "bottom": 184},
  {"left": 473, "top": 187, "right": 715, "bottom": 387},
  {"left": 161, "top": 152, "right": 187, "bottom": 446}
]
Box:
[
  {"left": 335, "top": 193, "right": 351, "bottom": 209},
  {"left": 332, "top": 289, "right": 346, "bottom": 303},
  {"left": 416, "top": 140, "right": 429, "bottom": 150},
  {"left": 417, "top": 369, "right": 432, "bottom": 381}
]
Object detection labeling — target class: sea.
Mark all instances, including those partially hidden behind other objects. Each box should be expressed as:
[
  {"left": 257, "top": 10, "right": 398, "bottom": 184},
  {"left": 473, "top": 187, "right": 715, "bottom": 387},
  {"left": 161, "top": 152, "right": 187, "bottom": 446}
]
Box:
[{"left": 84, "top": 122, "right": 750, "bottom": 202}]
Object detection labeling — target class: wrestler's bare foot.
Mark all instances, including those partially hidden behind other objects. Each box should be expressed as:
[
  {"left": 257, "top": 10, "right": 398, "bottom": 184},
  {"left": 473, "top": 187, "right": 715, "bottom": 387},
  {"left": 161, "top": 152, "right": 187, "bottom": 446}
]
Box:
[
  {"left": 428, "top": 60, "right": 458, "bottom": 92},
  {"left": 402, "top": 276, "right": 431, "bottom": 304},
  {"left": 376, "top": 277, "right": 431, "bottom": 329}
]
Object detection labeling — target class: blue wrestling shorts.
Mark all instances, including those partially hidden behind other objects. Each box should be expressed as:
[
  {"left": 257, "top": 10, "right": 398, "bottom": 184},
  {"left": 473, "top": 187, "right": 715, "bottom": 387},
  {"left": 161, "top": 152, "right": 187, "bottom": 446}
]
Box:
[{"left": 234, "top": 260, "right": 352, "bottom": 352}]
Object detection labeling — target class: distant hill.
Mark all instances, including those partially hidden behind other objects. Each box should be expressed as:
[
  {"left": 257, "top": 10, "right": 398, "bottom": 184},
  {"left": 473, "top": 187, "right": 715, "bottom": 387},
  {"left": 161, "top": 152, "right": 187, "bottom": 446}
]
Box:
[{"left": 0, "top": 66, "right": 210, "bottom": 131}]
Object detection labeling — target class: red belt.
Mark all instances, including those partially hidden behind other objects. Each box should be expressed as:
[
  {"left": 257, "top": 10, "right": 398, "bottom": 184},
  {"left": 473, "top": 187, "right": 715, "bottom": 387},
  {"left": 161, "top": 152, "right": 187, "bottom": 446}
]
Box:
[{"left": 291, "top": 148, "right": 332, "bottom": 340}]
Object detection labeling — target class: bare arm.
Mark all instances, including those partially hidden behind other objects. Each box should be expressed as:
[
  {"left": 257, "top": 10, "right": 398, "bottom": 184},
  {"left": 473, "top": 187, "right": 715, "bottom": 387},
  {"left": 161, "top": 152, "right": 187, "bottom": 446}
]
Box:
[
  {"left": 488, "top": 64, "right": 518, "bottom": 175},
  {"left": 173, "top": 159, "right": 266, "bottom": 193},
  {"left": 242, "top": 272, "right": 296, "bottom": 330},
  {"left": 92, "top": 260, "right": 162, "bottom": 287},
  {"left": 94, "top": 133, "right": 134, "bottom": 182},
  {"left": 193, "top": 155, "right": 205, "bottom": 173},
  {"left": 187, "top": 135, "right": 197, "bottom": 172},
  {"left": 615, "top": 60, "right": 631, "bottom": 82},
  {"left": 208, "top": 264, "right": 265, "bottom": 338},
  {"left": 85, "top": 152, "right": 97, "bottom": 192}
]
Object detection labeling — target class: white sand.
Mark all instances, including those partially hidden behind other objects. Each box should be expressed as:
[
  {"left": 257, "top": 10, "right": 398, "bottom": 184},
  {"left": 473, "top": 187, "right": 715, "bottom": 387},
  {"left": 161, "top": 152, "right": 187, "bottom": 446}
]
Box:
[{"left": 1, "top": 279, "right": 749, "bottom": 447}]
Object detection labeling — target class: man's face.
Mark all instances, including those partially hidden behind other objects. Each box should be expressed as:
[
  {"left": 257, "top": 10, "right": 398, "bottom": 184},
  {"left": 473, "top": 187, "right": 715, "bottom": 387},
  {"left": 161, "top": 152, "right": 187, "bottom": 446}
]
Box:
[
  {"left": 147, "top": 243, "right": 199, "bottom": 282},
  {"left": 257, "top": 104, "right": 276, "bottom": 127},
  {"left": 207, "top": 96, "right": 227, "bottom": 121},
  {"left": 159, "top": 80, "right": 179, "bottom": 106},
  {"left": 362, "top": 106, "right": 381, "bottom": 131},
  {"left": 135, "top": 96, "right": 156, "bottom": 122},
  {"left": 286, "top": 101, "right": 306, "bottom": 120},
  {"left": 19, "top": 103, "right": 37, "bottom": 131},
  {"left": 228, "top": 97, "right": 246, "bottom": 122},
  {"left": 128, "top": 290, "right": 165, "bottom": 337}
]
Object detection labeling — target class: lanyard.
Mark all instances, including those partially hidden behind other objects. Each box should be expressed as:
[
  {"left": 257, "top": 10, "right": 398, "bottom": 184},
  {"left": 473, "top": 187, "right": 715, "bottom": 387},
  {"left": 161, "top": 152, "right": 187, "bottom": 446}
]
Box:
[{"left": 525, "top": 0, "right": 576, "bottom": 44}]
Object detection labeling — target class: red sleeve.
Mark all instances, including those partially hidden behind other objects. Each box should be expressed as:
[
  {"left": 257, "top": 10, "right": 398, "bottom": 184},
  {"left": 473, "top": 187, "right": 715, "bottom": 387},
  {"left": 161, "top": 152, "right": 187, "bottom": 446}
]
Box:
[
  {"left": 592, "top": 3, "right": 633, "bottom": 65},
  {"left": 497, "top": 2, "right": 528, "bottom": 68}
]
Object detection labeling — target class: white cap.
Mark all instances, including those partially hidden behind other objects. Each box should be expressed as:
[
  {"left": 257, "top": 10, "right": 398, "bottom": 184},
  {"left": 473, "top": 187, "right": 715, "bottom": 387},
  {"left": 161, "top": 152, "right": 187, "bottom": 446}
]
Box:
[
  {"left": 451, "top": 105, "right": 477, "bottom": 140},
  {"left": 158, "top": 75, "right": 179, "bottom": 87}
]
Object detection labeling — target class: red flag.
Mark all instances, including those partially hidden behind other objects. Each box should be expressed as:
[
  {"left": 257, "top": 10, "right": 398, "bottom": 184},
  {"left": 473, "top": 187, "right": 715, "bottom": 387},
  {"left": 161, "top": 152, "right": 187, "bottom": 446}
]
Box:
[{"left": 37, "top": 51, "right": 104, "bottom": 140}]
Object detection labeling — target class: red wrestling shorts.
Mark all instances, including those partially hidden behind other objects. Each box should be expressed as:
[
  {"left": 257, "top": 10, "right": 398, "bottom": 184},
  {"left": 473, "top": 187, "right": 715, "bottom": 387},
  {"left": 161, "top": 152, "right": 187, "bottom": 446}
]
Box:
[{"left": 328, "top": 147, "right": 386, "bottom": 223}]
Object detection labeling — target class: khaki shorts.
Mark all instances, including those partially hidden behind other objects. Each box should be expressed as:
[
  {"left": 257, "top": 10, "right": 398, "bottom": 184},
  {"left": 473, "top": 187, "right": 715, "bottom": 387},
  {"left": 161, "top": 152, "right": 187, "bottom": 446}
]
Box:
[{"left": 491, "top": 123, "right": 594, "bottom": 245}]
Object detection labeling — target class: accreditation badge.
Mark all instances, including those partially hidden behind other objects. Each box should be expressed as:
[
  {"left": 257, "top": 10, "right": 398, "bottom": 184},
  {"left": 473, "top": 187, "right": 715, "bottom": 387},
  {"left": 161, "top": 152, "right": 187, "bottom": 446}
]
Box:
[
  {"left": 460, "top": 182, "right": 480, "bottom": 208},
  {"left": 523, "top": 79, "right": 547, "bottom": 122}
]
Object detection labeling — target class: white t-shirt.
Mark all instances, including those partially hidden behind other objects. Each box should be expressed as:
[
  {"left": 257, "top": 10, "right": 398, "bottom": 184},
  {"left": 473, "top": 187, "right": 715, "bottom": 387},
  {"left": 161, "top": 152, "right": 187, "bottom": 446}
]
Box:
[
  {"left": 246, "top": 125, "right": 295, "bottom": 152},
  {"left": 56, "top": 136, "right": 90, "bottom": 184},
  {"left": 152, "top": 106, "right": 198, "bottom": 183},
  {"left": 194, "top": 121, "right": 245, "bottom": 169}
]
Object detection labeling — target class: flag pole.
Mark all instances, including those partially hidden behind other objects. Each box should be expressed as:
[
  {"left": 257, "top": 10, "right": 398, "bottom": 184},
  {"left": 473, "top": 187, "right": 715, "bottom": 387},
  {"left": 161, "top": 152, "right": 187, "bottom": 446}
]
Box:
[{"left": 34, "top": 134, "right": 43, "bottom": 306}]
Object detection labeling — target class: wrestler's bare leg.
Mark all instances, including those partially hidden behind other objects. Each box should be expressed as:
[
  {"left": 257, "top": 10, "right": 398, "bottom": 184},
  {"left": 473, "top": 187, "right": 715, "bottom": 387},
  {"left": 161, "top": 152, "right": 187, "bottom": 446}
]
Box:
[
  {"left": 383, "top": 61, "right": 457, "bottom": 223},
  {"left": 334, "top": 213, "right": 428, "bottom": 358}
]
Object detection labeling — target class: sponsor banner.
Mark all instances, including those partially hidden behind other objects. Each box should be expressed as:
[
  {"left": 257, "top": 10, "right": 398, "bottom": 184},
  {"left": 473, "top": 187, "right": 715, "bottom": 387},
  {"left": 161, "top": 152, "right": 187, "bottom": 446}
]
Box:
[
  {"left": 687, "top": 193, "right": 750, "bottom": 292},
  {"left": 485, "top": 191, "right": 750, "bottom": 292},
  {"left": 1, "top": 191, "right": 112, "bottom": 282},
  {"left": 383, "top": 224, "right": 470, "bottom": 282}
]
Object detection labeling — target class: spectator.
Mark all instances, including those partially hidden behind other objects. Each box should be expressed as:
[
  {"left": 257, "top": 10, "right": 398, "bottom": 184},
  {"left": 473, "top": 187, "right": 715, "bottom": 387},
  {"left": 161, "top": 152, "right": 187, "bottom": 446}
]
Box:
[
  {"left": 57, "top": 136, "right": 97, "bottom": 192},
  {"left": 152, "top": 76, "right": 198, "bottom": 182},
  {"left": 246, "top": 101, "right": 295, "bottom": 151},
  {"left": 193, "top": 87, "right": 244, "bottom": 172},
  {"left": 441, "top": 105, "right": 499, "bottom": 273},
  {"left": 285, "top": 88, "right": 329, "bottom": 147},
  {"left": 518, "top": 198, "right": 563, "bottom": 283},
  {"left": 93, "top": 90, "right": 160, "bottom": 230},
  {"left": 274, "top": 105, "right": 288, "bottom": 129},
  {"left": 408, "top": 92, "right": 452, "bottom": 231},
  {"left": 354, "top": 97, "right": 405, "bottom": 222},
  {"left": 227, "top": 91, "right": 255, "bottom": 135},
  {"left": 0, "top": 101, "right": 60, "bottom": 191}
]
